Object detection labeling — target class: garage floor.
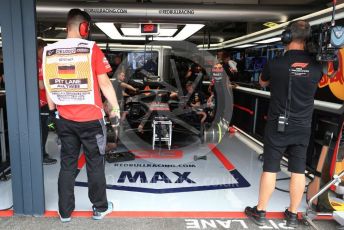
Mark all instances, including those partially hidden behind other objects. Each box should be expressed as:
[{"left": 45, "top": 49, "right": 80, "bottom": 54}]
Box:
[
  {"left": 42, "top": 131, "right": 308, "bottom": 213},
  {"left": 1, "top": 130, "right": 340, "bottom": 229}
]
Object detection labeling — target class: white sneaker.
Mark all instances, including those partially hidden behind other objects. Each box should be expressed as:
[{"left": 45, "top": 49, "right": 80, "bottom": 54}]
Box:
[
  {"left": 92, "top": 202, "right": 113, "bottom": 220},
  {"left": 58, "top": 212, "right": 71, "bottom": 223}
]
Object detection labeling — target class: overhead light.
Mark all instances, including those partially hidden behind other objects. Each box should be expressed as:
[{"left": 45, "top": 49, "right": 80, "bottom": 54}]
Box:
[
  {"left": 121, "top": 27, "right": 140, "bottom": 36},
  {"left": 42, "top": 38, "right": 63, "bottom": 42},
  {"left": 157, "top": 28, "right": 178, "bottom": 37},
  {"left": 121, "top": 27, "right": 178, "bottom": 37},
  {"left": 255, "top": 37, "right": 281, "bottom": 44},
  {"left": 96, "top": 23, "right": 123, "bottom": 40},
  {"left": 234, "top": 44, "right": 256, "bottom": 48},
  {"left": 96, "top": 23, "right": 203, "bottom": 41},
  {"left": 174, "top": 24, "right": 204, "bottom": 40}
]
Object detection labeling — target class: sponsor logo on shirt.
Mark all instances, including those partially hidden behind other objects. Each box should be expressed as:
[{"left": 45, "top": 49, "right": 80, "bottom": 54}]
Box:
[
  {"left": 291, "top": 62, "right": 309, "bottom": 68},
  {"left": 290, "top": 62, "right": 310, "bottom": 78},
  {"left": 103, "top": 57, "right": 111, "bottom": 69}
]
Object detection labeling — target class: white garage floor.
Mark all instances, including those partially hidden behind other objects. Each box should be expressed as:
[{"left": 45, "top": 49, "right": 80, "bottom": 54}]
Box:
[{"left": 41, "top": 131, "right": 307, "bottom": 214}]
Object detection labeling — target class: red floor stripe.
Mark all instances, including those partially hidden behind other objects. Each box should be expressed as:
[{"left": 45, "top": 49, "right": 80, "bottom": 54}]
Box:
[
  {"left": 208, "top": 144, "right": 235, "bottom": 171},
  {"left": 41, "top": 211, "right": 284, "bottom": 218},
  {"left": 40, "top": 211, "right": 333, "bottom": 220},
  {"left": 0, "top": 210, "right": 13, "bottom": 217},
  {"left": 0, "top": 210, "right": 334, "bottom": 220}
]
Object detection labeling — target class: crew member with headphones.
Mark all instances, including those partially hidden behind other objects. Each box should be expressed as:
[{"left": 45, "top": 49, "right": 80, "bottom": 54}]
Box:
[
  {"left": 43, "top": 9, "right": 120, "bottom": 222},
  {"left": 245, "top": 20, "right": 323, "bottom": 227}
]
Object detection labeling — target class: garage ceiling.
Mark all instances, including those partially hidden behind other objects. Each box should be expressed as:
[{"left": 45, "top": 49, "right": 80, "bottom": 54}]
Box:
[{"left": 36, "top": 0, "right": 334, "bottom": 45}]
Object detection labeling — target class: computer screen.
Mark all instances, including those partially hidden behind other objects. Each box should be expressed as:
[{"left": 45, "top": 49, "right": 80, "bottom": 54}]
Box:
[{"left": 127, "top": 51, "right": 158, "bottom": 75}]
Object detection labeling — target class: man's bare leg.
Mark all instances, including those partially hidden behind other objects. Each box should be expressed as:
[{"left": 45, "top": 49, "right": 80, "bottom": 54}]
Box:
[
  {"left": 289, "top": 172, "right": 305, "bottom": 213},
  {"left": 257, "top": 172, "right": 276, "bottom": 211}
]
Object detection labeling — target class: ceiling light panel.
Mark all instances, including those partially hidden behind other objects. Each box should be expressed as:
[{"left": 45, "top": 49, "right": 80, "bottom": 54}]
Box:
[
  {"left": 121, "top": 27, "right": 178, "bottom": 37},
  {"left": 97, "top": 23, "right": 203, "bottom": 41},
  {"left": 121, "top": 27, "right": 140, "bottom": 36},
  {"left": 158, "top": 28, "right": 178, "bottom": 37},
  {"left": 174, "top": 24, "right": 204, "bottom": 40},
  {"left": 234, "top": 44, "right": 256, "bottom": 48},
  {"left": 255, "top": 37, "right": 281, "bottom": 44}
]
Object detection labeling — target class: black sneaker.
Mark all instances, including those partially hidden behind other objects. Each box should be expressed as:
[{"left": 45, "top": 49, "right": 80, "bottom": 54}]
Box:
[
  {"left": 245, "top": 206, "right": 266, "bottom": 226},
  {"left": 43, "top": 156, "right": 57, "bottom": 165},
  {"left": 284, "top": 209, "right": 298, "bottom": 228}
]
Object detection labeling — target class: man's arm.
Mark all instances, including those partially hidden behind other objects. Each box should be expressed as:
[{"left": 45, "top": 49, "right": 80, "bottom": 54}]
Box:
[
  {"left": 259, "top": 75, "right": 270, "bottom": 88},
  {"left": 46, "top": 91, "right": 55, "bottom": 111},
  {"left": 98, "top": 73, "right": 120, "bottom": 117},
  {"left": 120, "top": 82, "right": 137, "bottom": 92},
  {"left": 259, "top": 73, "right": 270, "bottom": 88},
  {"left": 259, "top": 63, "right": 270, "bottom": 88},
  {"left": 39, "top": 80, "right": 45, "bottom": 90},
  {"left": 185, "top": 70, "right": 192, "bottom": 78}
]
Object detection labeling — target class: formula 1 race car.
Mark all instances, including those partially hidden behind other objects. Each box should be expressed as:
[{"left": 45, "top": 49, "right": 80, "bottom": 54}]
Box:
[{"left": 112, "top": 61, "right": 233, "bottom": 149}]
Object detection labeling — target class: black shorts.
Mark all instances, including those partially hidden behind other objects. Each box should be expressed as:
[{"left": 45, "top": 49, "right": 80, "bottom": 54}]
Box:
[{"left": 263, "top": 121, "right": 311, "bottom": 174}]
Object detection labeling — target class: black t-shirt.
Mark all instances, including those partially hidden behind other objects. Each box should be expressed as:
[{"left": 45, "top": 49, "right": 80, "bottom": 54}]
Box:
[{"left": 261, "top": 50, "right": 322, "bottom": 127}]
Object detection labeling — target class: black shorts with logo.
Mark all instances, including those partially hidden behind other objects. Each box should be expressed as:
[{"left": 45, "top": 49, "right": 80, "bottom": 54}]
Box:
[{"left": 263, "top": 120, "right": 311, "bottom": 174}]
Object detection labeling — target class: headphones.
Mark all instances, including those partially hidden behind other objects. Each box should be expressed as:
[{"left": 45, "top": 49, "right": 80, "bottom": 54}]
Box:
[
  {"left": 79, "top": 21, "right": 90, "bottom": 38},
  {"left": 281, "top": 27, "right": 293, "bottom": 44},
  {"left": 281, "top": 20, "right": 311, "bottom": 45}
]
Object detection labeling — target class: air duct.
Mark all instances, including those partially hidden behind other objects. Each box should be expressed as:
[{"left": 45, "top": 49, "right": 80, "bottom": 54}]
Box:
[{"left": 36, "top": 2, "right": 316, "bottom": 23}]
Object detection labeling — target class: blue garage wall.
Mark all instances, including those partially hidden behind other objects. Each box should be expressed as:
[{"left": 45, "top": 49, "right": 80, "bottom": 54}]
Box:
[{"left": 0, "top": 0, "right": 45, "bottom": 215}]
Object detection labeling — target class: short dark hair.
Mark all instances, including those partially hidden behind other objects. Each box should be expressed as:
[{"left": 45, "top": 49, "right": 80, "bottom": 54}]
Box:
[
  {"left": 217, "top": 50, "right": 229, "bottom": 58},
  {"left": 37, "top": 38, "right": 46, "bottom": 49},
  {"left": 289, "top": 20, "right": 311, "bottom": 42},
  {"left": 67, "top": 8, "right": 91, "bottom": 26}
]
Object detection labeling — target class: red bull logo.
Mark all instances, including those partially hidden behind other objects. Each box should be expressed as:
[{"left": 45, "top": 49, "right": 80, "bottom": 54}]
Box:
[{"left": 318, "top": 49, "right": 344, "bottom": 100}]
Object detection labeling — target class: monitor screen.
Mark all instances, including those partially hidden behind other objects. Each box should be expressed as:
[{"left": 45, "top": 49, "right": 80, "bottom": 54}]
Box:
[
  {"left": 245, "top": 56, "right": 267, "bottom": 72},
  {"left": 127, "top": 51, "right": 158, "bottom": 76}
]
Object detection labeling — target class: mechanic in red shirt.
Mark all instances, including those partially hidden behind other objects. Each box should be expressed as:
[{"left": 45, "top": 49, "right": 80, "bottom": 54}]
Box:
[
  {"left": 43, "top": 9, "right": 120, "bottom": 222},
  {"left": 37, "top": 38, "right": 57, "bottom": 165}
]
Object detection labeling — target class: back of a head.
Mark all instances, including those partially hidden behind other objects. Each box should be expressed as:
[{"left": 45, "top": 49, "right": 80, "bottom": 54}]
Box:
[
  {"left": 290, "top": 20, "right": 311, "bottom": 43},
  {"left": 221, "top": 51, "right": 229, "bottom": 60},
  {"left": 66, "top": 8, "right": 91, "bottom": 33}
]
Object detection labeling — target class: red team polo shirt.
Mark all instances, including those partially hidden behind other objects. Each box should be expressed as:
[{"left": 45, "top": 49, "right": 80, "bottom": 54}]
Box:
[
  {"left": 55, "top": 43, "right": 112, "bottom": 122},
  {"left": 38, "top": 58, "right": 48, "bottom": 107}
]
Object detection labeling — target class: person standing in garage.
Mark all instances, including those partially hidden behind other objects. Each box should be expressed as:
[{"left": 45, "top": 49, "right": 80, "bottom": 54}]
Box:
[
  {"left": 43, "top": 9, "right": 120, "bottom": 222},
  {"left": 245, "top": 20, "right": 322, "bottom": 227},
  {"left": 37, "top": 38, "right": 57, "bottom": 165}
]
